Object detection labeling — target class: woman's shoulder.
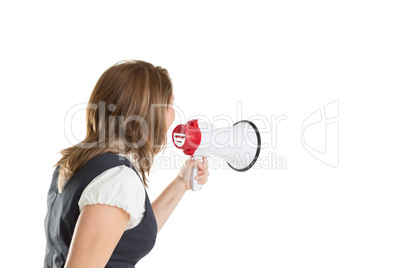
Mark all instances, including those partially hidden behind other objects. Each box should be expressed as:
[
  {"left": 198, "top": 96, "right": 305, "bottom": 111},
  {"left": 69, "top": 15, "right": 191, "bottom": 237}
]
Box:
[{"left": 87, "top": 164, "right": 143, "bottom": 187}]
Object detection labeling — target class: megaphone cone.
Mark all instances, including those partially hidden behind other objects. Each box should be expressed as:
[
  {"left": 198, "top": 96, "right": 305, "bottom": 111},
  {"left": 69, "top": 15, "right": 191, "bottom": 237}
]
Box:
[{"left": 172, "top": 119, "right": 261, "bottom": 191}]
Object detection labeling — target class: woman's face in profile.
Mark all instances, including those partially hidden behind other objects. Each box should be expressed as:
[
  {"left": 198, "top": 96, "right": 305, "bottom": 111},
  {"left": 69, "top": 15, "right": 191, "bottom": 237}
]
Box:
[{"left": 165, "top": 95, "right": 175, "bottom": 131}]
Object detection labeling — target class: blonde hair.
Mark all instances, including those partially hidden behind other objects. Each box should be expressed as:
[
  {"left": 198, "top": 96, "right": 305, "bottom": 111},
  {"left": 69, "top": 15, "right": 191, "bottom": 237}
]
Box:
[{"left": 54, "top": 60, "right": 173, "bottom": 193}]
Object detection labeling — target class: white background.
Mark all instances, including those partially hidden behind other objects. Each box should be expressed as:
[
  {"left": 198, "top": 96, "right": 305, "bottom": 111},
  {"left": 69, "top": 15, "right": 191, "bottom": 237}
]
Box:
[{"left": 1, "top": 1, "right": 401, "bottom": 267}]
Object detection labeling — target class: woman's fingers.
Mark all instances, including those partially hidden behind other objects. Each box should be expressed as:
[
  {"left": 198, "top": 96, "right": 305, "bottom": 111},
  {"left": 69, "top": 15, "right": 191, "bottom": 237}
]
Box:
[
  {"left": 193, "top": 157, "right": 209, "bottom": 184},
  {"left": 195, "top": 175, "right": 207, "bottom": 181},
  {"left": 196, "top": 157, "right": 208, "bottom": 170},
  {"left": 196, "top": 176, "right": 208, "bottom": 184},
  {"left": 203, "top": 157, "right": 208, "bottom": 169},
  {"left": 195, "top": 170, "right": 209, "bottom": 184},
  {"left": 196, "top": 159, "right": 204, "bottom": 170},
  {"left": 196, "top": 165, "right": 208, "bottom": 176}
]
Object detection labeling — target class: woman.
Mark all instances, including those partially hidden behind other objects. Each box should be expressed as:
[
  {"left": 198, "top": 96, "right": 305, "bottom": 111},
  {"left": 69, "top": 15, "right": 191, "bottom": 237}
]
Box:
[{"left": 44, "top": 60, "right": 209, "bottom": 267}]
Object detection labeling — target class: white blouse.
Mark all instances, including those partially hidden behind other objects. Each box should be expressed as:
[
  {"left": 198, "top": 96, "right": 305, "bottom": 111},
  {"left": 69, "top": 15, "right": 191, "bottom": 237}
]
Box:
[{"left": 77, "top": 161, "right": 146, "bottom": 231}]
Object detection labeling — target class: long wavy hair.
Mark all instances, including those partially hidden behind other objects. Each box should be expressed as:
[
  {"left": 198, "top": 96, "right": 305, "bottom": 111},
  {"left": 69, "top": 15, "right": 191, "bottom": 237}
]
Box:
[{"left": 54, "top": 60, "right": 173, "bottom": 193}]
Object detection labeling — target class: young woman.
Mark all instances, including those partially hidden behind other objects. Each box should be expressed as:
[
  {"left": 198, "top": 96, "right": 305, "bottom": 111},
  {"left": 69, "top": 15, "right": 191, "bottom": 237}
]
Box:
[{"left": 44, "top": 60, "right": 209, "bottom": 267}]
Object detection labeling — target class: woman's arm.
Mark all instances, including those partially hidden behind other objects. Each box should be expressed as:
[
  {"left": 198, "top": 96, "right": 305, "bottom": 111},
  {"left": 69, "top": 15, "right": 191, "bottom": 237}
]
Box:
[
  {"left": 64, "top": 204, "right": 129, "bottom": 268},
  {"left": 152, "top": 157, "right": 209, "bottom": 232}
]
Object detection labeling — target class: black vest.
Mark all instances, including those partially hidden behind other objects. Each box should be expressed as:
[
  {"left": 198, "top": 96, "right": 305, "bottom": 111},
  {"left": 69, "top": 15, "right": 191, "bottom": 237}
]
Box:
[{"left": 44, "top": 152, "right": 158, "bottom": 267}]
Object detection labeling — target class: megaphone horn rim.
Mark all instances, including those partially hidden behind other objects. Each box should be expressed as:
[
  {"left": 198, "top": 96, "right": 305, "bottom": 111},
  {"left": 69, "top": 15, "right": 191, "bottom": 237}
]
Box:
[{"left": 227, "top": 120, "right": 261, "bottom": 172}]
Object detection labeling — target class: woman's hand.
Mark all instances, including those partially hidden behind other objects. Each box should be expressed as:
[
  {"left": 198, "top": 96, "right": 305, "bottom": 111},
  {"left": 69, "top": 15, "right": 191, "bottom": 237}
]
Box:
[
  {"left": 152, "top": 156, "right": 210, "bottom": 232},
  {"left": 177, "top": 157, "right": 209, "bottom": 191}
]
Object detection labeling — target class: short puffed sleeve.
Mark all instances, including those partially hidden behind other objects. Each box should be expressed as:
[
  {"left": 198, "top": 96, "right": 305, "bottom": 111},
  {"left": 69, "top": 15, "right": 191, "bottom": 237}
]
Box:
[{"left": 78, "top": 165, "right": 146, "bottom": 230}]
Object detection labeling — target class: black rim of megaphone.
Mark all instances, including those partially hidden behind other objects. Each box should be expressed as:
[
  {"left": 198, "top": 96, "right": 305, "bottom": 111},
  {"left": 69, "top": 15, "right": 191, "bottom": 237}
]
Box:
[{"left": 227, "top": 120, "right": 261, "bottom": 172}]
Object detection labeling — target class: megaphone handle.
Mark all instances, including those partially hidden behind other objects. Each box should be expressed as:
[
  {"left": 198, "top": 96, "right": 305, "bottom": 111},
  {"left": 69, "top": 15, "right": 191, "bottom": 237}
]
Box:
[{"left": 191, "top": 155, "right": 203, "bottom": 191}]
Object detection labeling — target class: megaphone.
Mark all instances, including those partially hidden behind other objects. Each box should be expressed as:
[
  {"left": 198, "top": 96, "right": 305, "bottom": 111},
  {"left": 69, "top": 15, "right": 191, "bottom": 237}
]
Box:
[{"left": 172, "top": 119, "right": 261, "bottom": 191}]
